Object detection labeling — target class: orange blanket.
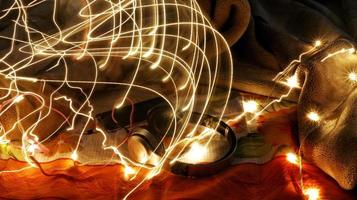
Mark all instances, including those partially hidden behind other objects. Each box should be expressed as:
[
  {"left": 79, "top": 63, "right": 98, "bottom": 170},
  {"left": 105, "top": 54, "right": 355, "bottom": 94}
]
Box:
[
  {"left": 0, "top": 157, "right": 354, "bottom": 200},
  {"left": 0, "top": 108, "right": 355, "bottom": 200}
]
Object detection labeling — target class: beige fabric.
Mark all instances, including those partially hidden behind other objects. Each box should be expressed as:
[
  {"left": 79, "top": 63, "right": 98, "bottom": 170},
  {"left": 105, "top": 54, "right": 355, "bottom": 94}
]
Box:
[{"left": 297, "top": 39, "right": 357, "bottom": 190}]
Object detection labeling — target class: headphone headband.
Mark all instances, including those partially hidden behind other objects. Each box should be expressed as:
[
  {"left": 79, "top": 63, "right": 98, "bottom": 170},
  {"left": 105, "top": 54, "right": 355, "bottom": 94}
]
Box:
[
  {"left": 171, "top": 113, "right": 237, "bottom": 177},
  {"left": 96, "top": 98, "right": 237, "bottom": 177}
]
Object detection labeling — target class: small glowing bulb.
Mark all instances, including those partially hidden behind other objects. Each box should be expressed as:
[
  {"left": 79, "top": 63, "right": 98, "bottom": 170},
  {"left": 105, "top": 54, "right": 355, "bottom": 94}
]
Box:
[
  {"left": 71, "top": 152, "right": 78, "bottom": 161},
  {"left": 307, "top": 112, "right": 320, "bottom": 122},
  {"left": 286, "top": 153, "right": 299, "bottom": 165},
  {"left": 314, "top": 40, "right": 322, "bottom": 47},
  {"left": 181, "top": 142, "right": 208, "bottom": 164},
  {"left": 189, "top": 142, "right": 207, "bottom": 162},
  {"left": 304, "top": 188, "right": 320, "bottom": 200},
  {"left": 124, "top": 166, "right": 136, "bottom": 175},
  {"left": 348, "top": 48, "right": 355, "bottom": 54},
  {"left": 243, "top": 100, "right": 258, "bottom": 113},
  {"left": 348, "top": 72, "right": 357, "bottom": 82},
  {"left": 285, "top": 74, "right": 300, "bottom": 88},
  {"left": 124, "top": 166, "right": 136, "bottom": 179},
  {"left": 14, "top": 95, "right": 24, "bottom": 103},
  {"left": 27, "top": 143, "right": 39, "bottom": 154},
  {"left": 0, "top": 138, "right": 9, "bottom": 145}
]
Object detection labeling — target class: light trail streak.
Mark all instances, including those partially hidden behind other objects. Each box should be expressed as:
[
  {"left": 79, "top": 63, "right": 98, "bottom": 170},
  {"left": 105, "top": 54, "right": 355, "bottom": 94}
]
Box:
[
  {"left": 227, "top": 38, "right": 357, "bottom": 200},
  {"left": 0, "top": 1, "right": 353, "bottom": 199},
  {"left": 0, "top": 0, "right": 233, "bottom": 198}
]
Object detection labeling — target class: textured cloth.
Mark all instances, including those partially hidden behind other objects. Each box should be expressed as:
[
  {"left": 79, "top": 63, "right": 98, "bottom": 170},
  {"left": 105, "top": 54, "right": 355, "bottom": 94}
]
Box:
[
  {"left": 296, "top": 39, "right": 357, "bottom": 190},
  {"left": 198, "top": 0, "right": 356, "bottom": 101},
  {"left": 1, "top": 0, "right": 357, "bottom": 196},
  {"left": 196, "top": 0, "right": 357, "bottom": 190},
  {"left": 0, "top": 157, "right": 354, "bottom": 200},
  {"left": 0, "top": 109, "right": 355, "bottom": 200}
]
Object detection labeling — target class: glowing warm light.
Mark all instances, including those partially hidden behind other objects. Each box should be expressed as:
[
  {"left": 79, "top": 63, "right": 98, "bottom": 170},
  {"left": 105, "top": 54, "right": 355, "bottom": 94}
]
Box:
[
  {"left": 304, "top": 188, "right": 320, "bottom": 200},
  {"left": 27, "top": 143, "right": 39, "bottom": 154},
  {"left": 124, "top": 166, "right": 136, "bottom": 180},
  {"left": 124, "top": 166, "right": 136, "bottom": 175},
  {"left": 348, "top": 72, "right": 357, "bottom": 82},
  {"left": 224, "top": 38, "right": 355, "bottom": 200},
  {"left": 307, "top": 112, "right": 320, "bottom": 122},
  {"left": 16, "top": 77, "right": 38, "bottom": 82},
  {"left": 321, "top": 47, "right": 355, "bottom": 62},
  {"left": 286, "top": 153, "right": 299, "bottom": 165},
  {"left": 115, "top": 102, "right": 123, "bottom": 109},
  {"left": 285, "top": 74, "right": 300, "bottom": 88},
  {"left": 181, "top": 142, "right": 208, "bottom": 164},
  {"left": 150, "top": 154, "right": 161, "bottom": 167},
  {"left": 0, "top": 139, "right": 9, "bottom": 145},
  {"left": 314, "top": 40, "right": 322, "bottom": 47},
  {"left": 71, "top": 152, "right": 78, "bottom": 161},
  {"left": 348, "top": 48, "right": 355, "bottom": 54},
  {"left": 243, "top": 100, "right": 258, "bottom": 113},
  {"left": 14, "top": 95, "right": 24, "bottom": 103},
  {"left": 1, "top": 1, "right": 354, "bottom": 199}
]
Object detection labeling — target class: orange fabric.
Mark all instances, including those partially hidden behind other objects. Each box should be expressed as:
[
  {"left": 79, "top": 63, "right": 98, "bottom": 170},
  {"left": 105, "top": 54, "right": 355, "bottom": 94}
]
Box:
[
  {"left": 257, "top": 107, "right": 299, "bottom": 147},
  {"left": 0, "top": 157, "right": 354, "bottom": 200},
  {"left": 0, "top": 108, "right": 355, "bottom": 200}
]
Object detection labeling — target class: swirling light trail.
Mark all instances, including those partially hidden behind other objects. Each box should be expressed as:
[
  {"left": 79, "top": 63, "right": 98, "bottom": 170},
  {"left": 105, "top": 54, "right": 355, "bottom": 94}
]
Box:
[{"left": 0, "top": 0, "right": 233, "bottom": 198}]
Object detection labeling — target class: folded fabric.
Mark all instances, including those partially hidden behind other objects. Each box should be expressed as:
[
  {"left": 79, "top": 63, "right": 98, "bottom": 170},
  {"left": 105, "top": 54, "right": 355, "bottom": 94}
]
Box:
[
  {"left": 230, "top": 0, "right": 357, "bottom": 99},
  {"left": 196, "top": 0, "right": 251, "bottom": 47},
  {"left": 297, "top": 39, "right": 357, "bottom": 190},
  {"left": 0, "top": 107, "right": 355, "bottom": 199}
]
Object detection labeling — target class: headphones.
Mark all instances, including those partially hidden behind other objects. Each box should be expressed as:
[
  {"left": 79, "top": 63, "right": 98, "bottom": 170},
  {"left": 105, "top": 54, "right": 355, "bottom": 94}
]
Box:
[{"left": 96, "top": 98, "right": 237, "bottom": 177}]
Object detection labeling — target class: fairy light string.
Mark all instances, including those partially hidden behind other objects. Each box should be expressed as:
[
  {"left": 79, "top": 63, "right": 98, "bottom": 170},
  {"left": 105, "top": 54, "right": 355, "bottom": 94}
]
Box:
[
  {"left": 0, "top": 1, "right": 355, "bottom": 200},
  {"left": 0, "top": 0, "right": 234, "bottom": 199},
  {"left": 243, "top": 38, "right": 355, "bottom": 200}
]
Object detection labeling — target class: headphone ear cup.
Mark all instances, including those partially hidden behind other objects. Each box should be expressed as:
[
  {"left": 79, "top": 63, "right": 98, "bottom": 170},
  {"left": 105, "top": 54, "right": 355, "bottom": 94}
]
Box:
[
  {"left": 127, "top": 127, "right": 165, "bottom": 164},
  {"left": 147, "top": 103, "right": 182, "bottom": 138}
]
